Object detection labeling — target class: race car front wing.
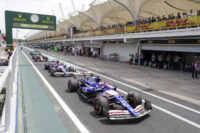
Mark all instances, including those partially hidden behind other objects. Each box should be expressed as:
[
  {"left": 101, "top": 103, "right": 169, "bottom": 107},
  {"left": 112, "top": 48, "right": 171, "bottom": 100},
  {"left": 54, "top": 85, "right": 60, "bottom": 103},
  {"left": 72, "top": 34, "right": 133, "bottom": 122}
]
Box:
[{"left": 103, "top": 100, "right": 152, "bottom": 120}]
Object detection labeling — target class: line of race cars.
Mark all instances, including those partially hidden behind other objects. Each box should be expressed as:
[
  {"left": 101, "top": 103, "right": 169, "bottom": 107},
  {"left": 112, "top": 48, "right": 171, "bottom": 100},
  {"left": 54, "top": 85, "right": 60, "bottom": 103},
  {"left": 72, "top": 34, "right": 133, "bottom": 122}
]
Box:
[
  {"left": 30, "top": 50, "right": 48, "bottom": 62},
  {"left": 30, "top": 50, "right": 153, "bottom": 121}
]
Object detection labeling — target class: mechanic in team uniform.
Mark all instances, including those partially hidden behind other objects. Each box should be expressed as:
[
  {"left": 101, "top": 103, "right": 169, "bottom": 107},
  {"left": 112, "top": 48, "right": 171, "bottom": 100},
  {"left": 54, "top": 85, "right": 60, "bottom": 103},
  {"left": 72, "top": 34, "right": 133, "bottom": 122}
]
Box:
[{"left": 7, "top": 49, "right": 12, "bottom": 59}]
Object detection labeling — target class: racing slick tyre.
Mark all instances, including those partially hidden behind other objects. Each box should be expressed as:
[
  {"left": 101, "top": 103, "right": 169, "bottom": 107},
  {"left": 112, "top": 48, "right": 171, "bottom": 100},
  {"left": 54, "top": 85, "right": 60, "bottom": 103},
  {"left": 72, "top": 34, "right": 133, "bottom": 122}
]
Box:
[
  {"left": 67, "top": 79, "right": 79, "bottom": 92},
  {"left": 44, "top": 57, "right": 48, "bottom": 62},
  {"left": 127, "top": 92, "right": 142, "bottom": 108},
  {"left": 48, "top": 67, "right": 52, "bottom": 73},
  {"left": 37, "top": 58, "right": 41, "bottom": 62},
  {"left": 44, "top": 63, "right": 50, "bottom": 70},
  {"left": 93, "top": 96, "right": 108, "bottom": 115},
  {"left": 68, "top": 67, "right": 76, "bottom": 72},
  {"left": 50, "top": 68, "right": 56, "bottom": 76}
]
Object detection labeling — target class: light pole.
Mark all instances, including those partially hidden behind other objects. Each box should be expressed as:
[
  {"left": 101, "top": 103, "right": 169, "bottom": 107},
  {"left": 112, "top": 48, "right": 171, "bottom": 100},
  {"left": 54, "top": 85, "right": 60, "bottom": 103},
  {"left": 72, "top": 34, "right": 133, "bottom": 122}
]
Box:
[{"left": 16, "top": 29, "right": 19, "bottom": 43}]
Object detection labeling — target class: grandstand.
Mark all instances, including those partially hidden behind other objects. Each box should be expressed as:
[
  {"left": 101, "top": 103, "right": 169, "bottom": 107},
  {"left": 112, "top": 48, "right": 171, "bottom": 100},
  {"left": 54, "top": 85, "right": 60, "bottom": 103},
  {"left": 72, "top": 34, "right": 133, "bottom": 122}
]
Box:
[{"left": 27, "top": 0, "right": 200, "bottom": 70}]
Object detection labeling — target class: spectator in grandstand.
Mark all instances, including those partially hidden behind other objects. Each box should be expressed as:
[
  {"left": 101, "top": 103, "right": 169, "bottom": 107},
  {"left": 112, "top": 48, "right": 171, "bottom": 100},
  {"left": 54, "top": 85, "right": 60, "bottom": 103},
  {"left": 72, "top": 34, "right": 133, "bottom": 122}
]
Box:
[
  {"left": 136, "top": 19, "right": 140, "bottom": 25},
  {"left": 141, "top": 19, "right": 146, "bottom": 24},
  {"left": 171, "top": 13, "right": 176, "bottom": 19},
  {"left": 161, "top": 15, "right": 167, "bottom": 21},
  {"left": 138, "top": 19, "right": 142, "bottom": 24},
  {"left": 147, "top": 17, "right": 152, "bottom": 24},
  {"left": 157, "top": 16, "right": 161, "bottom": 22},
  {"left": 176, "top": 13, "right": 181, "bottom": 19},
  {"left": 182, "top": 12, "right": 188, "bottom": 18},
  {"left": 168, "top": 14, "right": 172, "bottom": 20},
  {"left": 189, "top": 10, "right": 195, "bottom": 17},
  {"left": 152, "top": 17, "right": 156, "bottom": 22},
  {"left": 197, "top": 10, "right": 200, "bottom": 16}
]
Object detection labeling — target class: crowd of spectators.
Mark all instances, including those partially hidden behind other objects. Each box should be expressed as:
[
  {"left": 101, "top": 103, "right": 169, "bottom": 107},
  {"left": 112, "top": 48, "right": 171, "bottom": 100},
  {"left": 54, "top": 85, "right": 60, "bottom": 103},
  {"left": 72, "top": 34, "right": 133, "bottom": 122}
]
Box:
[{"left": 78, "top": 10, "right": 200, "bottom": 34}]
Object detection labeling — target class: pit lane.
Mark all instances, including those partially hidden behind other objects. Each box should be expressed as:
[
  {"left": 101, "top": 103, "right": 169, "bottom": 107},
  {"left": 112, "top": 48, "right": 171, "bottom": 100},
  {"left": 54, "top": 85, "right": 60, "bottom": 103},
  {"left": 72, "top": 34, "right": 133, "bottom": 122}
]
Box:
[{"left": 22, "top": 48, "right": 200, "bottom": 133}]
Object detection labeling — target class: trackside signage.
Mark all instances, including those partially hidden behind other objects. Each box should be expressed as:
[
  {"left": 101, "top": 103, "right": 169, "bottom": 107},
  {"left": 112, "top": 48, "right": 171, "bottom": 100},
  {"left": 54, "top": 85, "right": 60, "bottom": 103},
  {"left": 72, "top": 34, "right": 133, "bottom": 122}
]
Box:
[{"left": 5, "top": 10, "right": 56, "bottom": 47}]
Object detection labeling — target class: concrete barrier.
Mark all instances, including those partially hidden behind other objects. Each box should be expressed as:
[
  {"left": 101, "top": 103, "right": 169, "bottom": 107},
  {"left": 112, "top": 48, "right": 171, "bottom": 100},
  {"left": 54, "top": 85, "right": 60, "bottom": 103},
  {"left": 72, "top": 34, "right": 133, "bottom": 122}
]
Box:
[{"left": 0, "top": 47, "right": 18, "bottom": 133}]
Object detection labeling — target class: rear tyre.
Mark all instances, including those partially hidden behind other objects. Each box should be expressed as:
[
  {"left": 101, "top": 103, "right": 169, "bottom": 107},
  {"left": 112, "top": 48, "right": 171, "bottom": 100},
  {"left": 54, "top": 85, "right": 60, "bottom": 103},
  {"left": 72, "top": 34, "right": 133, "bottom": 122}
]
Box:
[
  {"left": 93, "top": 96, "right": 108, "bottom": 115},
  {"left": 127, "top": 92, "right": 142, "bottom": 108},
  {"left": 44, "top": 63, "right": 50, "bottom": 70},
  {"left": 68, "top": 79, "right": 79, "bottom": 92},
  {"left": 50, "top": 68, "right": 56, "bottom": 76},
  {"left": 45, "top": 57, "right": 48, "bottom": 62}
]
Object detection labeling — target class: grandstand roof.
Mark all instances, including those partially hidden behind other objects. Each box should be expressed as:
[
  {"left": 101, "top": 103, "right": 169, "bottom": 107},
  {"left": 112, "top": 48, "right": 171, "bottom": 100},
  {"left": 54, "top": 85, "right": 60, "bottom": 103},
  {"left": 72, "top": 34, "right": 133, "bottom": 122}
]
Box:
[{"left": 27, "top": 0, "right": 200, "bottom": 40}]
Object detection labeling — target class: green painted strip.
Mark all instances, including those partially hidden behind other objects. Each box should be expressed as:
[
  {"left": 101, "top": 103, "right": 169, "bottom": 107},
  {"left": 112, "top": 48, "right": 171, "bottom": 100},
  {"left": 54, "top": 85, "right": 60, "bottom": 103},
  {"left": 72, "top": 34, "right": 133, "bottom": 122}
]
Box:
[{"left": 18, "top": 51, "right": 67, "bottom": 133}]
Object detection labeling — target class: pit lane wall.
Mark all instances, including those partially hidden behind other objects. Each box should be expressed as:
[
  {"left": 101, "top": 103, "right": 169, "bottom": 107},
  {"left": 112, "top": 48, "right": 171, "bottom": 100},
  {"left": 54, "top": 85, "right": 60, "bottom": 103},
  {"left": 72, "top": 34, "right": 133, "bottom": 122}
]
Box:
[
  {"left": 0, "top": 47, "right": 18, "bottom": 133},
  {"left": 74, "top": 16, "right": 199, "bottom": 38}
]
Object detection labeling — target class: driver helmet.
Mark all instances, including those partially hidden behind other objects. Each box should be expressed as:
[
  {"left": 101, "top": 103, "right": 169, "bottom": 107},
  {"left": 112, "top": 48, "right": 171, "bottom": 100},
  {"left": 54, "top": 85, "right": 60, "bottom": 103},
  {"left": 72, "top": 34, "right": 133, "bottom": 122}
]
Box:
[
  {"left": 95, "top": 76, "right": 101, "bottom": 83},
  {"left": 68, "top": 66, "right": 75, "bottom": 72}
]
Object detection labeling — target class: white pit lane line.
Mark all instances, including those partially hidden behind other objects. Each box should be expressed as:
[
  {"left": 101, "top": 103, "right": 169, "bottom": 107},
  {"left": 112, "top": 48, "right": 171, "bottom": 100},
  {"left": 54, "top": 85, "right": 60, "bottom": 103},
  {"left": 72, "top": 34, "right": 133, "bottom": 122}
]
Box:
[
  {"left": 24, "top": 47, "right": 200, "bottom": 129},
  {"left": 22, "top": 51, "right": 90, "bottom": 133}
]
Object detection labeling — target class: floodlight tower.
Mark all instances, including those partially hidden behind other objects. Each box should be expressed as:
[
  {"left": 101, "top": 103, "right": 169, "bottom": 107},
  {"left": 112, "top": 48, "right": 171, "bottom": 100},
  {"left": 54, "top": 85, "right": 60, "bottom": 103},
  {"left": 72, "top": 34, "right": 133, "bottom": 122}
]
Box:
[
  {"left": 59, "top": 3, "right": 65, "bottom": 21},
  {"left": 70, "top": 0, "right": 76, "bottom": 13}
]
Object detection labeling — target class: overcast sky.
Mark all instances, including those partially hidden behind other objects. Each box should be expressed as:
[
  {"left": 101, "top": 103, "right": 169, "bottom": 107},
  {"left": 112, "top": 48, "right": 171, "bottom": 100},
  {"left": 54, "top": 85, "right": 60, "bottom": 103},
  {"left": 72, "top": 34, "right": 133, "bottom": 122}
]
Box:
[{"left": 0, "top": 0, "right": 97, "bottom": 39}]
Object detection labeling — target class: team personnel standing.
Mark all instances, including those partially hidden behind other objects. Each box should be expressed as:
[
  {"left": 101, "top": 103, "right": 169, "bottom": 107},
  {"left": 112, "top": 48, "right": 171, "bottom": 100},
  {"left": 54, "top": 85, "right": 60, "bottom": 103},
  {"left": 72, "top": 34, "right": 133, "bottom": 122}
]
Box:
[
  {"left": 7, "top": 49, "right": 12, "bottom": 59},
  {"left": 192, "top": 60, "right": 199, "bottom": 79}
]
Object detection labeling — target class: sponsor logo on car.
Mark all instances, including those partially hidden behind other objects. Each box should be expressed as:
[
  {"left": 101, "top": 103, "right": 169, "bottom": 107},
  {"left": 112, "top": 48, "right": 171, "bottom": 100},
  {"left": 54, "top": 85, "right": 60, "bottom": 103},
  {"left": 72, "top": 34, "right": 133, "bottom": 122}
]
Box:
[
  {"left": 134, "top": 105, "right": 143, "bottom": 113},
  {"left": 108, "top": 110, "right": 130, "bottom": 115}
]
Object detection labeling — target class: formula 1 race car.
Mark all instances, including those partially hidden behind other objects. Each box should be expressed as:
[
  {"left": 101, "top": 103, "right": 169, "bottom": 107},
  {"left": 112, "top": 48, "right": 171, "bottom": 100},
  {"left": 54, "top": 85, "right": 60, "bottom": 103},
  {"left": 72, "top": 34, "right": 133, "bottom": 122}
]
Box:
[
  {"left": 93, "top": 90, "right": 152, "bottom": 120},
  {"left": 45, "top": 61, "right": 90, "bottom": 77},
  {"left": 49, "top": 64, "right": 76, "bottom": 76},
  {"left": 30, "top": 50, "right": 41, "bottom": 56},
  {"left": 67, "top": 75, "right": 117, "bottom": 103},
  {"left": 67, "top": 76, "right": 152, "bottom": 120},
  {"left": 44, "top": 61, "right": 57, "bottom": 70},
  {"left": 33, "top": 54, "right": 48, "bottom": 62}
]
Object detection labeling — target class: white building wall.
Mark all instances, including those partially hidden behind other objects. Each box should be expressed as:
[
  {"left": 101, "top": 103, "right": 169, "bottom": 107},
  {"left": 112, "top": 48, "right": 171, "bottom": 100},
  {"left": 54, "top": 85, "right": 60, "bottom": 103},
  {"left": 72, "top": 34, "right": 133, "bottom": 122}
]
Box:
[
  {"left": 75, "top": 44, "right": 83, "bottom": 49},
  {"left": 102, "top": 43, "right": 137, "bottom": 61}
]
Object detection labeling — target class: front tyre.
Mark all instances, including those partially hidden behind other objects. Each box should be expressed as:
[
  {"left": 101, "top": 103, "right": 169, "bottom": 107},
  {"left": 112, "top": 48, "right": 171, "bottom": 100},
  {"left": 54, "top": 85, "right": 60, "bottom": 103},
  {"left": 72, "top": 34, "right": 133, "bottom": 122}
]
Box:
[
  {"left": 50, "top": 68, "right": 56, "bottom": 76},
  {"left": 93, "top": 96, "right": 108, "bottom": 115},
  {"left": 127, "top": 92, "right": 142, "bottom": 108},
  {"left": 44, "top": 63, "right": 50, "bottom": 70}
]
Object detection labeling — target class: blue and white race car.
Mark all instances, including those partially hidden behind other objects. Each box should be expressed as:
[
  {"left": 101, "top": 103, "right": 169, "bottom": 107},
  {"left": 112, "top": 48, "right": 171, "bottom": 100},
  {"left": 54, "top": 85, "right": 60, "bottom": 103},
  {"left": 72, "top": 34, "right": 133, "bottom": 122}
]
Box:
[
  {"left": 93, "top": 89, "right": 152, "bottom": 120},
  {"left": 67, "top": 75, "right": 152, "bottom": 120},
  {"left": 67, "top": 76, "right": 117, "bottom": 103}
]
